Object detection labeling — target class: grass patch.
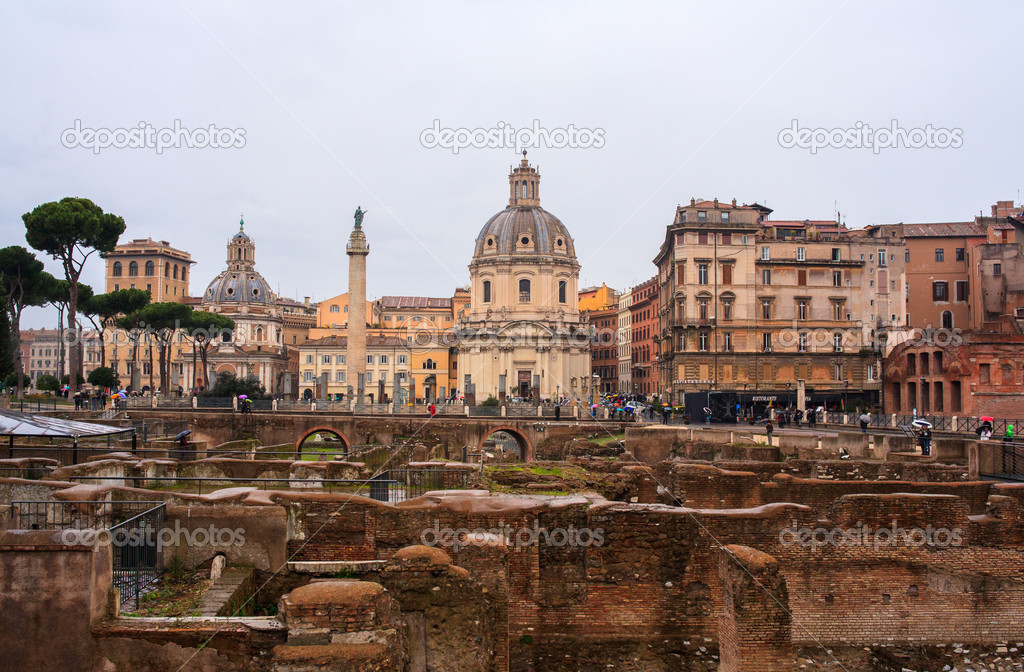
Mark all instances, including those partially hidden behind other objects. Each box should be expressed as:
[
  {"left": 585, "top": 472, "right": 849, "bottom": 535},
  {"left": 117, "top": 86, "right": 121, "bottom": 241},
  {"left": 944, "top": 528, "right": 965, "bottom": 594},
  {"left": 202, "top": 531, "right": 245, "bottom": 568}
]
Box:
[
  {"left": 591, "top": 433, "right": 625, "bottom": 446},
  {"left": 126, "top": 569, "right": 212, "bottom": 618}
]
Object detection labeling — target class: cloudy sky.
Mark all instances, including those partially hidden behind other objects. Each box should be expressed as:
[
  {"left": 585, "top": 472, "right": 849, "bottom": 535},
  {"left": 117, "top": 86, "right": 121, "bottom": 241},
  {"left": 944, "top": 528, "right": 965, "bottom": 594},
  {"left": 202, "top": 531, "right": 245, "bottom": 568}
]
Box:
[{"left": 3, "top": 0, "right": 1021, "bottom": 329}]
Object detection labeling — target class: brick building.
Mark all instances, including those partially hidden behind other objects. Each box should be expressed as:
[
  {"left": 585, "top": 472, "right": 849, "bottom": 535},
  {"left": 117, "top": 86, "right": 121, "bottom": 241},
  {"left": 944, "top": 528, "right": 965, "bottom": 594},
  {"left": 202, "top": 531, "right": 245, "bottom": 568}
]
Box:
[
  {"left": 631, "top": 277, "right": 658, "bottom": 398},
  {"left": 654, "top": 198, "right": 888, "bottom": 414}
]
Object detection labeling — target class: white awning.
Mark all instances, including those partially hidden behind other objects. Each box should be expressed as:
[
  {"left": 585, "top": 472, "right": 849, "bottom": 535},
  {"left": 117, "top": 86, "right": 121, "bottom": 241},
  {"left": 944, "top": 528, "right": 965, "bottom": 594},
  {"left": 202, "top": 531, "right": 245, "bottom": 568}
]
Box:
[{"left": 0, "top": 409, "right": 133, "bottom": 438}]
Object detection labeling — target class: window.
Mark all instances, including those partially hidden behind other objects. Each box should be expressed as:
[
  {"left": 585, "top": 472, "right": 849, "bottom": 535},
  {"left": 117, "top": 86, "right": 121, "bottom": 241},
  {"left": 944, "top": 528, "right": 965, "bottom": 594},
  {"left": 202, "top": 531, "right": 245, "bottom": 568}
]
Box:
[
  {"left": 336, "top": 355, "right": 346, "bottom": 364},
  {"left": 994, "top": 263, "right": 1003, "bottom": 276},
  {"left": 558, "top": 280, "right": 567, "bottom": 303},
  {"left": 698, "top": 211, "right": 707, "bottom": 222},
  {"left": 721, "top": 299, "right": 733, "bottom": 321},
  {"left": 518, "top": 278, "right": 531, "bottom": 302},
  {"left": 798, "top": 269, "right": 807, "bottom": 286},
  {"left": 305, "top": 354, "right": 313, "bottom": 364},
  {"left": 698, "top": 264, "right": 708, "bottom": 285},
  {"left": 398, "top": 355, "right": 407, "bottom": 365},
  {"left": 722, "top": 233, "right": 731, "bottom": 244},
  {"left": 955, "top": 281, "right": 969, "bottom": 302},
  {"left": 322, "top": 355, "right": 331, "bottom": 364},
  {"left": 941, "top": 311, "right": 953, "bottom": 329},
  {"left": 128, "top": 261, "right": 138, "bottom": 276},
  {"left": 699, "top": 331, "right": 708, "bottom": 351},
  {"left": 721, "top": 212, "right": 730, "bottom": 223},
  {"left": 698, "top": 298, "right": 709, "bottom": 320},
  {"left": 797, "top": 247, "right": 806, "bottom": 261},
  {"left": 761, "top": 300, "right": 771, "bottom": 320},
  {"left": 483, "top": 280, "right": 491, "bottom": 303},
  {"left": 761, "top": 247, "right": 770, "bottom": 261},
  {"left": 935, "top": 248, "right": 944, "bottom": 262},
  {"left": 831, "top": 248, "right": 841, "bottom": 261},
  {"left": 112, "top": 261, "right": 122, "bottom": 277},
  {"left": 337, "top": 371, "right": 346, "bottom": 382},
  {"left": 144, "top": 261, "right": 154, "bottom": 276},
  {"left": 955, "top": 248, "right": 965, "bottom": 262},
  {"left": 832, "top": 271, "right": 842, "bottom": 287},
  {"left": 980, "top": 363, "right": 991, "bottom": 384},
  {"left": 304, "top": 371, "right": 314, "bottom": 382},
  {"left": 366, "top": 371, "right": 373, "bottom": 383},
  {"left": 932, "top": 281, "right": 948, "bottom": 301},
  {"left": 798, "top": 300, "right": 808, "bottom": 321},
  {"left": 366, "top": 355, "right": 374, "bottom": 364},
  {"left": 834, "top": 363, "right": 843, "bottom": 381},
  {"left": 878, "top": 249, "right": 886, "bottom": 267},
  {"left": 905, "top": 249, "right": 910, "bottom": 263},
  {"left": 762, "top": 269, "right": 771, "bottom": 285},
  {"left": 833, "top": 333, "right": 843, "bottom": 352},
  {"left": 379, "top": 355, "right": 388, "bottom": 364},
  {"left": 832, "top": 301, "right": 844, "bottom": 321},
  {"left": 798, "top": 332, "right": 808, "bottom": 352},
  {"left": 723, "top": 332, "right": 732, "bottom": 351},
  {"left": 330, "top": 304, "right": 340, "bottom": 313},
  {"left": 762, "top": 333, "right": 772, "bottom": 352},
  {"left": 721, "top": 264, "right": 732, "bottom": 285},
  {"left": 867, "top": 364, "right": 875, "bottom": 381}
]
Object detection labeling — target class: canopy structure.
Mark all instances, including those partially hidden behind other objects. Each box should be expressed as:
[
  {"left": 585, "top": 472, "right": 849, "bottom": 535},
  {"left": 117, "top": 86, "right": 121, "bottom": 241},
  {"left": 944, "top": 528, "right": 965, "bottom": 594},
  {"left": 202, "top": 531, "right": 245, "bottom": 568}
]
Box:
[{"left": 0, "top": 408, "right": 133, "bottom": 438}]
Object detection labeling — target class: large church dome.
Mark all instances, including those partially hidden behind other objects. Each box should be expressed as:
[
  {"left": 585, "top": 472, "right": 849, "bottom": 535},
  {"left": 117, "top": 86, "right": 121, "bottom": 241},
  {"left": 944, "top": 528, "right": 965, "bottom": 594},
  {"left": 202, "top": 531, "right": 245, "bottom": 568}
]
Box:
[
  {"left": 472, "top": 152, "right": 577, "bottom": 261},
  {"left": 202, "top": 218, "right": 275, "bottom": 306}
]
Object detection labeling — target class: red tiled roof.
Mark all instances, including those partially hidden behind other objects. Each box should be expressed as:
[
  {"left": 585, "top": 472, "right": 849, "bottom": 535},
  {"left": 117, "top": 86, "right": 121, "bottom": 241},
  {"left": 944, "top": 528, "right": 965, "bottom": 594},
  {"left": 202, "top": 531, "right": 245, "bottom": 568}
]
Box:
[
  {"left": 902, "top": 222, "right": 985, "bottom": 237},
  {"left": 378, "top": 296, "right": 452, "bottom": 309}
]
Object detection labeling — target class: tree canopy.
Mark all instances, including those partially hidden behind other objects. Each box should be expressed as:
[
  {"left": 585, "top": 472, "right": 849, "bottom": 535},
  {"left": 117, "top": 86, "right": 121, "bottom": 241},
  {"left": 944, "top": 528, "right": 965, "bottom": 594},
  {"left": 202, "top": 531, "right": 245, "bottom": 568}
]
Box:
[
  {"left": 0, "top": 246, "right": 56, "bottom": 396},
  {"left": 23, "top": 197, "right": 125, "bottom": 396},
  {"left": 87, "top": 366, "right": 120, "bottom": 390},
  {"left": 202, "top": 371, "right": 267, "bottom": 399}
]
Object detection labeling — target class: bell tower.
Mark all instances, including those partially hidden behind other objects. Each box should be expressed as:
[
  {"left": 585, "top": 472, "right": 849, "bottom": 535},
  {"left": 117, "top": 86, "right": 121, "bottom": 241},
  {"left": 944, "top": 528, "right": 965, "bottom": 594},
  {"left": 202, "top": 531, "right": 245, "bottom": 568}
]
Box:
[
  {"left": 508, "top": 150, "right": 541, "bottom": 207},
  {"left": 227, "top": 216, "right": 256, "bottom": 271}
]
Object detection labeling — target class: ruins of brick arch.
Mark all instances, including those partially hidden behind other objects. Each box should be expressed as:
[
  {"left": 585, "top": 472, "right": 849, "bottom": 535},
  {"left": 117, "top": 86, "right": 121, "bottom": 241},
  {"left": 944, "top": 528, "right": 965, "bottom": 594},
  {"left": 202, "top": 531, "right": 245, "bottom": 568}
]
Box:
[
  {"left": 478, "top": 426, "right": 532, "bottom": 461},
  {"left": 294, "top": 426, "right": 351, "bottom": 455}
]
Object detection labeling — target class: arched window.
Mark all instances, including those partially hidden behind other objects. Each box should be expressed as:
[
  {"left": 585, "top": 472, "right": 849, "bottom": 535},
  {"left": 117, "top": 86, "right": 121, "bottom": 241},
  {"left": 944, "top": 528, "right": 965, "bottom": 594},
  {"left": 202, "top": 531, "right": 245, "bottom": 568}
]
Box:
[
  {"left": 941, "top": 310, "right": 953, "bottom": 330},
  {"left": 514, "top": 181, "right": 519, "bottom": 203},
  {"left": 521, "top": 182, "right": 527, "bottom": 198},
  {"left": 530, "top": 181, "right": 535, "bottom": 199},
  {"left": 128, "top": 261, "right": 138, "bottom": 276},
  {"left": 112, "top": 262, "right": 122, "bottom": 277},
  {"left": 144, "top": 261, "right": 154, "bottom": 276},
  {"left": 255, "top": 327, "right": 264, "bottom": 341},
  {"left": 173, "top": 265, "right": 178, "bottom": 279},
  {"left": 482, "top": 280, "right": 491, "bottom": 303},
  {"left": 181, "top": 267, "right": 187, "bottom": 282},
  {"left": 558, "top": 280, "right": 567, "bottom": 303},
  {"left": 164, "top": 262, "right": 170, "bottom": 277},
  {"left": 329, "top": 304, "right": 340, "bottom": 313},
  {"left": 518, "top": 278, "right": 531, "bottom": 302}
]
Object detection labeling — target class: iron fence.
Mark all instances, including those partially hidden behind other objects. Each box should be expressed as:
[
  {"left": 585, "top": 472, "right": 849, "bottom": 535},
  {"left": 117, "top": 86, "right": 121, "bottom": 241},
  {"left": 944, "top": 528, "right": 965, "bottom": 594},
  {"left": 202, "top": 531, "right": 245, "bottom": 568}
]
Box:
[
  {"left": 10, "top": 399, "right": 59, "bottom": 412},
  {"left": 382, "top": 468, "right": 472, "bottom": 501},
  {"left": 979, "top": 440, "right": 1024, "bottom": 481},
  {"left": 65, "top": 475, "right": 400, "bottom": 500}
]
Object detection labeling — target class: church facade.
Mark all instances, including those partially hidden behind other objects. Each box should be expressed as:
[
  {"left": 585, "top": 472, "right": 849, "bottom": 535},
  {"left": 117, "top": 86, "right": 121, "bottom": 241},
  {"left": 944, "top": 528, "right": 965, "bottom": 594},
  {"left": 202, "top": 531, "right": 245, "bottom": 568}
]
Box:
[{"left": 456, "top": 154, "right": 591, "bottom": 402}]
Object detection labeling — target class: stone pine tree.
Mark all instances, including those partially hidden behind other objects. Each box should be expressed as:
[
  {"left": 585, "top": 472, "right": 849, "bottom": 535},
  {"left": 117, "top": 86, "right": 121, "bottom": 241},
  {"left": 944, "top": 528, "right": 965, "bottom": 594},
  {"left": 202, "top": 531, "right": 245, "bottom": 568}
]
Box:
[
  {"left": 23, "top": 197, "right": 125, "bottom": 396},
  {"left": 184, "top": 311, "right": 234, "bottom": 392},
  {"left": 0, "top": 246, "right": 56, "bottom": 397},
  {"left": 115, "top": 290, "right": 152, "bottom": 392},
  {"left": 83, "top": 288, "right": 150, "bottom": 370},
  {"left": 139, "top": 302, "right": 192, "bottom": 395}
]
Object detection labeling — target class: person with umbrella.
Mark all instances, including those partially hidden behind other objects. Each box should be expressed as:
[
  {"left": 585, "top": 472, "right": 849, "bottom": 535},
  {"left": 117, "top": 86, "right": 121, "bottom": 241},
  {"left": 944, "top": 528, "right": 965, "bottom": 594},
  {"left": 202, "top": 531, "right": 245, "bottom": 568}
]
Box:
[
  {"left": 977, "top": 416, "right": 994, "bottom": 441},
  {"left": 916, "top": 421, "right": 932, "bottom": 456},
  {"left": 175, "top": 429, "right": 192, "bottom": 447},
  {"left": 859, "top": 411, "right": 870, "bottom": 434}
]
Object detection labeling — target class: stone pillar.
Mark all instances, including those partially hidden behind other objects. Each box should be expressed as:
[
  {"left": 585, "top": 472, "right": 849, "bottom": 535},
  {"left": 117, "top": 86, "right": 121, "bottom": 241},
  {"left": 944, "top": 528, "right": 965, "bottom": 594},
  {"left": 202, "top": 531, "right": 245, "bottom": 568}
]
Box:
[
  {"left": 346, "top": 218, "right": 369, "bottom": 405},
  {"left": 796, "top": 379, "right": 806, "bottom": 413},
  {"left": 718, "top": 545, "right": 792, "bottom": 672}
]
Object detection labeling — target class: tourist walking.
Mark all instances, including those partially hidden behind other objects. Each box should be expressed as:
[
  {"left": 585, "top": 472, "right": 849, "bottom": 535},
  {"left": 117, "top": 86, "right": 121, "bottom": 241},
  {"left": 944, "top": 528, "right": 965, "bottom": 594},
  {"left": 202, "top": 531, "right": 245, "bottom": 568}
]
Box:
[
  {"left": 428, "top": 403, "right": 436, "bottom": 418},
  {"left": 554, "top": 404, "right": 560, "bottom": 421},
  {"left": 765, "top": 420, "right": 774, "bottom": 446},
  {"left": 918, "top": 425, "right": 932, "bottom": 456},
  {"left": 859, "top": 412, "right": 870, "bottom": 434}
]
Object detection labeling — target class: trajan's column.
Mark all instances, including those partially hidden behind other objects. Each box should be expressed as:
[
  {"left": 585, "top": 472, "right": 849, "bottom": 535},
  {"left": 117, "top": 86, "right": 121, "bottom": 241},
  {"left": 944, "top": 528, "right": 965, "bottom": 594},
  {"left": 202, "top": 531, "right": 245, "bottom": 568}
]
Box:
[{"left": 346, "top": 207, "right": 369, "bottom": 402}]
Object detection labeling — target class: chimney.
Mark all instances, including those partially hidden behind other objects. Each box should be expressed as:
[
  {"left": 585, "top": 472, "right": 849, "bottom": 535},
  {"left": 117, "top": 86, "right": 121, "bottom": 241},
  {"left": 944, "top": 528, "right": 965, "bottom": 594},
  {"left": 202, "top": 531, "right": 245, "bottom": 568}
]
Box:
[
  {"left": 714, "top": 198, "right": 719, "bottom": 207},
  {"left": 304, "top": 296, "right": 310, "bottom": 307},
  {"left": 732, "top": 198, "right": 737, "bottom": 207},
  {"left": 690, "top": 197, "right": 696, "bottom": 206}
]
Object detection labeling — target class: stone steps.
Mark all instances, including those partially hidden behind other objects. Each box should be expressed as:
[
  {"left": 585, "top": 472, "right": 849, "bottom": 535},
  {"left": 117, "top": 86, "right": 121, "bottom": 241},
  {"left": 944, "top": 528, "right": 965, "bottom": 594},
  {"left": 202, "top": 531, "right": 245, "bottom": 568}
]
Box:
[{"left": 199, "top": 567, "right": 255, "bottom": 617}]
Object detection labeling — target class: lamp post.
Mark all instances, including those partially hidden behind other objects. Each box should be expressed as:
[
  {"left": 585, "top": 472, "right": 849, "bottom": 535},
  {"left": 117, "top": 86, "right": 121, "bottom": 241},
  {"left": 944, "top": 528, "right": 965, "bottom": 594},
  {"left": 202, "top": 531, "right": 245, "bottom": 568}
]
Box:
[
  {"left": 844, "top": 379, "right": 850, "bottom": 412},
  {"left": 786, "top": 381, "right": 791, "bottom": 409}
]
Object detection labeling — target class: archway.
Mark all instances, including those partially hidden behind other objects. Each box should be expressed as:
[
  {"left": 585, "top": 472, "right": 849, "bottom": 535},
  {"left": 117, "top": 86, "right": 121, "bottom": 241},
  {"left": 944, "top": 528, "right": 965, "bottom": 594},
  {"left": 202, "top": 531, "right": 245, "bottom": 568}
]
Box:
[
  {"left": 478, "top": 426, "right": 531, "bottom": 462},
  {"left": 295, "top": 426, "right": 351, "bottom": 461}
]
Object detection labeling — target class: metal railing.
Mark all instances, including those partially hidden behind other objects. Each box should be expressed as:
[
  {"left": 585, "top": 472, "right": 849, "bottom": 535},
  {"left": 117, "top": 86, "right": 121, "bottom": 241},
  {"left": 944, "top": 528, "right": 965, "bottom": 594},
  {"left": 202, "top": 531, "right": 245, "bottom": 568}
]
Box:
[
  {"left": 979, "top": 440, "right": 1024, "bottom": 481},
  {"left": 383, "top": 468, "right": 472, "bottom": 500},
  {"left": 66, "top": 475, "right": 399, "bottom": 501},
  {"left": 9, "top": 399, "right": 60, "bottom": 412},
  {"left": 0, "top": 466, "right": 51, "bottom": 480}
]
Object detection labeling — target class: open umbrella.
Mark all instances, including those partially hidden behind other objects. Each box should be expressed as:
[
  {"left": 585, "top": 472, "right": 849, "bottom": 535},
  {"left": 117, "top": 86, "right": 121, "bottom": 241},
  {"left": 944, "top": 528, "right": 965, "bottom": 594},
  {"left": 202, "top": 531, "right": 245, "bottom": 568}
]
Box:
[
  {"left": 174, "top": 430, "right": 192, "bottom": 441},
  {"left": 980, "top": 416, "right": 995, "bottom": 423},
  {"left": 238, "top": 394, "right": 248, "bottom": 400},
  {"left": 912, "top": 419, "right": 933, "bottom": 429}
]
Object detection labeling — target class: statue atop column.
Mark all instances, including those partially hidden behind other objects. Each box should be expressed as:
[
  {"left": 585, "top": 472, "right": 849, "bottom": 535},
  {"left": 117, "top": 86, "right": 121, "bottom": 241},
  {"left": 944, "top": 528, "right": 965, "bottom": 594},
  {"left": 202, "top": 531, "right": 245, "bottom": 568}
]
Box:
[{"left": 354, "top": 206, "right": 367, "bottom": 229}]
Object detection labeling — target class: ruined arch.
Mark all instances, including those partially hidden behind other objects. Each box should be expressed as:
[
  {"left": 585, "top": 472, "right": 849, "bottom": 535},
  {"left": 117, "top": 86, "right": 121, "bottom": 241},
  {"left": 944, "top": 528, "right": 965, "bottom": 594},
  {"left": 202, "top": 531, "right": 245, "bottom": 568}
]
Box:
[
  {"left": 295, "top": 426, "right": 351, "bottom": 457},
  {"left": 478, "top": 426, "right": 532, "bottom": 462}
]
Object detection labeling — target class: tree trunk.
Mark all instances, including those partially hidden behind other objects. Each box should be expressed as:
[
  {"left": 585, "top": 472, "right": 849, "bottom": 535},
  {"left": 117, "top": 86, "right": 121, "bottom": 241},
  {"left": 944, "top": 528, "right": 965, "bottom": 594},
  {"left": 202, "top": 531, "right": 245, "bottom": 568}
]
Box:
[
  {"left": 158, "top": 339, "right": 167, "bottom": 395},
  {"left": 147, "top": 342, "right": 155, "bottom": 393},
  {"left": 67, "top": 279, "right": 79, "bottom": 396}
]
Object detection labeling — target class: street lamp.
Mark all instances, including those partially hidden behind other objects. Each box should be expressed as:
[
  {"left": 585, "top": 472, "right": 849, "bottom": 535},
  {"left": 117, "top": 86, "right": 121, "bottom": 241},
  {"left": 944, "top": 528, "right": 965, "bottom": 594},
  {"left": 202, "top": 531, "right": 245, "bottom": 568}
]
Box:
[
  {"left": 786, "top": 381, "right": 791, "bottom": 409},
  {"left": 844, "top": 379, "right": 850, "bottom": 412}
]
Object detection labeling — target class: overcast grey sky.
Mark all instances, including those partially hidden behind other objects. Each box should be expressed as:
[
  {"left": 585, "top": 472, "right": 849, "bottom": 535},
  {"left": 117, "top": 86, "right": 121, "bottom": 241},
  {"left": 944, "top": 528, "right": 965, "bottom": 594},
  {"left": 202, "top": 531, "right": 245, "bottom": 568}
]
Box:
[{"left": 3, "top": 0, "right": 1021, "bottom": 330}]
